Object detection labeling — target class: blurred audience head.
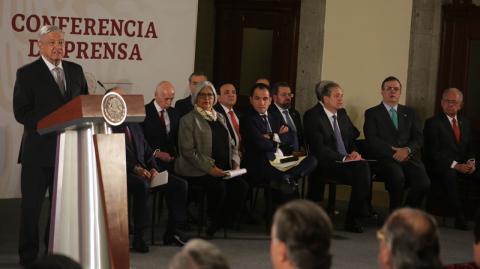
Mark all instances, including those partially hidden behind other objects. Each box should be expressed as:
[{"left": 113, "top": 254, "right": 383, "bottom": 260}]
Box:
[
  {"left": 217, "top": 83, "right": 237, "bottom": 109},
  {"left": 168, "top": 239, "right": 230, "bottom": 269},
  {"left": 474, "top": 211, "right": 480, "bottom": 267},
  {"left": 155, "top": 81, "right": 175, "bottom": 109},
  {"left": 270, "top": 200, "right": 333, "bottom": 269},
  {"left": 107, "top": 86, "right": 126, "bottom": 95},
  {"left": 377, "top": 208, "right": 442, "bottom": 269},
  {"left": 25, "top": 254, "right": 82, "bottom": 269}
]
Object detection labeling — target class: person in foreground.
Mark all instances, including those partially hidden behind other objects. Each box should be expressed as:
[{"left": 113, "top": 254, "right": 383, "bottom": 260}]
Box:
[
  {"left": 377, "top": 208, "right": 442, "bottom": 269},
  {"left": 168, "top": 239, "right": 230, "bottom": 269},
  {"left": 174, "top": 81, "right": 247, "bottom": 237},
  {"left": 270, "top": 200, "right": 333, "bottom": 269},
  {"left": 13, "top": 25, "right": 88, "bottom": 266},
  {"left": 424, "top": 87, "right": 478, "bottom": 230}
]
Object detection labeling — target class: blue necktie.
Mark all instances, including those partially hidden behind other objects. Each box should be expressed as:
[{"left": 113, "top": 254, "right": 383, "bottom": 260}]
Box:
[
  {"left": 389, "top": 108, "right": 398, "bottom": 129},
  {"left": 332, "top": 115, "right": 347, "bottom": 156},
  {"left": 283, "top": 110, "right": 299, "bottom": 150},
  {"left": 261, "top": 114, "right": 272, "bottom": 133}
]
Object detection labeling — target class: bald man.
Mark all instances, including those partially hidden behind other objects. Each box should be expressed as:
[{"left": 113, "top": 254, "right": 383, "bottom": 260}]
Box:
[{"left": 142, "top": 81, "right": 188, "bottom": 246}]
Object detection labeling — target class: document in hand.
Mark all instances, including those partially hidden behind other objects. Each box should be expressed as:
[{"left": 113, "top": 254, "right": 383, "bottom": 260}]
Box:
[
  {"left": 150, "top": 170, "right": 169, "bottom": 188},
  {"left": 223, "top": 168, "right": 247, "bottom": 179}
]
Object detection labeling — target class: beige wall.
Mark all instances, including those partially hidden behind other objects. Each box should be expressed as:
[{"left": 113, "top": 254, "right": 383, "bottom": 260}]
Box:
[{"left": 321, "top": 0, "right": 413, "bottom": 134}]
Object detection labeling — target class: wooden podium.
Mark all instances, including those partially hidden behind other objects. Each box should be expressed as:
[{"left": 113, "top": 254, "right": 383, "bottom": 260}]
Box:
[{"left": 37, "top": 94, "right": 145, "bottom": 269}]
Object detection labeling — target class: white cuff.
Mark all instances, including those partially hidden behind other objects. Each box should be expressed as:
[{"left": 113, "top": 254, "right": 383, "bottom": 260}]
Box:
[{"left": 451, "top": 161, "right": 458, "bottom": 169}]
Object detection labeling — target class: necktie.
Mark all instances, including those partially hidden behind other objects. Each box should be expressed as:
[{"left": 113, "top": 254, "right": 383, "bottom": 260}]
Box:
[
  {"left": 332, "top": 115, "right": 348, "bottom": 156},
  {"left": 228, "top": 110, "right": 241, "bottom": 138},
  {"left": 389, "top": 107, "right": 398, "bottom": 129},
  {"left": 159, "top": 110, "right": 166, "bottom": 128},
  {"left": 452, "top": 118, "right": 461, "bottom": 143},
  {"left": 283, "top": 110, "right": 299, "bottom": 150},
  {"left": 53, "top": 67, "right": 66, "bottom": 96},
  {"left": 282, "top": 110, "right": 297, "bottom": 132},
  {"left": 261, "top": 114, "right": 272, "bottom": 133}
]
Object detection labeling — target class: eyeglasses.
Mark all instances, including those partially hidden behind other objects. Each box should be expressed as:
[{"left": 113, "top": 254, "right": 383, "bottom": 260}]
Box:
[
  {"left": 198, "top": 93, "right": 214, "bottom": 99},
  {"left": 278, "top": 93, "right": 294, "bottom": 98}
]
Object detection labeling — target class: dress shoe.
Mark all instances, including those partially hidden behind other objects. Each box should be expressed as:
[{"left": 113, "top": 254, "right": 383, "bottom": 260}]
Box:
[
  {"left": 163, "top": 232, "right": 188, "bottom": 247},
  {"left": 454, "top": 218, "right": 469, "bottom": 231},
  {"left": 132, "top": 238, "right": 149, "bottom": 253},
  {"left": 345, "top": 220, "right": 364, "bottom": 233},
  {"left": 270, "top": 178, "right": 297, "bottom": 194}
]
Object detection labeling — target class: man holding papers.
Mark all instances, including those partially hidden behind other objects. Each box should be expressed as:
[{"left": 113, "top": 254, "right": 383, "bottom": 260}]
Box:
[{"left": 304, "top": 80, "right": 370, "bottom": 233}]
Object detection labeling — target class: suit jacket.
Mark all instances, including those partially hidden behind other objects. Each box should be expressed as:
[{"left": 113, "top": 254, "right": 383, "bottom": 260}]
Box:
[
  {"left": 424, "top": 113, "right": 475, "bottom": 173},
  {"left": 13, "top": 58, "right": 88, "bottom": 166},
  {"left": 214, "top": 103, "right": 241, "bottom": 146},
  {"left": 174, "top": 109, "right": 239, "bottom": 177},
  {"left": 303, "top": 103, "right": 359, "bottom": 164},
  {"left": 363, "top": 103, "right": 423, "bottom": 160},
  {"left": 175, "top": 95, "right": 193, "bottom": 119},
  {"left": 240, "top": 108, "right": 294, "bottom": 173},
  {"left": 113, "top": 123, "right": 158, "bottom": 174},
  {"left": 142, "top": 100, "right": 179, "bottom": 156},
  {"left": 268, "top": 104, "right": 304, "bottom": 148}
]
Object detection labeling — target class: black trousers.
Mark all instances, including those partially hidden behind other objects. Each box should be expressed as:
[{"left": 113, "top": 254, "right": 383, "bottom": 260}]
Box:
[
  {"left": 128, "top": 172, "right": 188, "bottom": 238},
  {"left": 432, "top": 168, "right": 480, "bottom": 217},
  {"left": 309, "top": 161, "right": 371, "bottom": 221},
  {"left": 18, "top": 164, "right": 54, "bottom": 263},
  {"left": 183, "top": 175, "right": 248, "bottom": 227},
  {"left": 377, "top": 159, "right": 431, "bottom": 211}
]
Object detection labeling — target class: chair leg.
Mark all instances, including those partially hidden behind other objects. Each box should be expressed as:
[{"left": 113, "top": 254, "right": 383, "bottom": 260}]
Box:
[
  {"left": 264, "top": 188, "right": 272, "bottom": 235},
  {"left": 328, "top": 182, "right": 337, "bottom": 219},
  {"left": 198, "top": 191, "right": 206, "bottom": 237},
  {"left": 301, "top": 176, "right": 306, "bottom": 198}
]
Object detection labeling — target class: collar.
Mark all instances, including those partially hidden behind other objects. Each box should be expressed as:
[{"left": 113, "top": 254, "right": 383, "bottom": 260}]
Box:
[
  {"left": 274, "top": 103, "right": 289, "bottom": 113},
  {"left": 382, "top": 102, "right": 398, "bottom": 112},
  {"left": 41, "top": 55, "right": 63, "bottom": 71},
  {"left": 259, "top": 111, "right": 269, "bottom": 117},
  {"left": 320, "top": 102, "right": 337, "bottom": 119},
  {"left": 220, "top": 103, "right": 234, "bottom": 113},
  {"left": 445, "top": 113, "right": 457, "bottom": 123}
]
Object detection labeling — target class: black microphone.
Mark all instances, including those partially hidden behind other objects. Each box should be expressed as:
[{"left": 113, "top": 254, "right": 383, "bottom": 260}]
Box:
[{"left": 97, "top": 80, "right": 108, "bottom": 93}]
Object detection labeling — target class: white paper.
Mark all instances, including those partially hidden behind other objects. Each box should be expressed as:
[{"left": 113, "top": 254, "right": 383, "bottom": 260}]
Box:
[
  {"left": 150, "top": 170, "right": 169, "bottom": 188},
  {"left": 223, "top": 168, "right": 247, "bottom": 179}
]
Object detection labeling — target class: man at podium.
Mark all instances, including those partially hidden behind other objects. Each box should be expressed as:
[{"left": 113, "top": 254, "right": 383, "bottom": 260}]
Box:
[{"left": 13, "top": 25, "right": 88, "bottom": 266}]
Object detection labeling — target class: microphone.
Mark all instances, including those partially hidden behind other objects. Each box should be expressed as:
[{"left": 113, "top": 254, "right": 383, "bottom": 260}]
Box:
[{"left": 97, "top": 80, "right": 108, "bottom": 93}]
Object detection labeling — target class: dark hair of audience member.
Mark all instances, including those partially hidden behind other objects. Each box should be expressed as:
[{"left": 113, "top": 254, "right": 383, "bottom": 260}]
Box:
[
  {"left": 315, "top": 81, "right": 340, "bottom": 102},
  {"left": 188, "top": 71, "right": 207, "bottom": 82},
  {"left": 250, "top": 83, "right": 271, "bottom": 97},
  {"left": 381, "top": 76, "right": 402, "bottom": 89},
  {"left": 271, "top": 82, "right": 290, "bottom": 96},
  {"left": 273, "top": 200, "right": 333, "bottom": 269},
  {"left": 25, "top": 254, "right": 82, "bottom": 269}
]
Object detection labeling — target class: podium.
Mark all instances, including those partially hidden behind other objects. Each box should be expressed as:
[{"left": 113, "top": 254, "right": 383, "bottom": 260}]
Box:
[{"left": 37, "top": 94, "right": 145, "bottom": 269}]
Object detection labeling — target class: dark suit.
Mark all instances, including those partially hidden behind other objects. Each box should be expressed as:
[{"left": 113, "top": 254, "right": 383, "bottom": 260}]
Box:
[
  {"left": 269, "top": 104, "right": 304, "bottom": 150},
  {"left": 13, "top": 57, "right": 88, "bottom": 263},
  {"left": 214, "top": 103, "right": 241, "bottom": 146},
  {"left": 142, "top": 100, "right": 179, "bottom": 171},
  {"left": 303, "top": 103, "right": 370, "bottom": 223},
  {"left": 364, "top": 103, "right": 430, "bottom": 210},
  {"left": 174, "top": 95, "right": 193, "bottom": 119},
  {"left": 424, "top": 113, "right": 478, "bottom": 215},
  {"left": 241, "top": 108, "right": 317, "bottom": 203},
  {"left": 114, "top": 124, "right": 187, "bottom": 239}
]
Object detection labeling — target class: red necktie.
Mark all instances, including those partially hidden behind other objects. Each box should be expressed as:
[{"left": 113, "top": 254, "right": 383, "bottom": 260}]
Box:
[
  {"left": 159, "top": 110, "right": 166, "bottom": 127},
  {"left": 228, "top": 110, "right": 241, "bottom": 138},
  {"left": 452, "top": 118, "right": 461, "bottom": 143}
]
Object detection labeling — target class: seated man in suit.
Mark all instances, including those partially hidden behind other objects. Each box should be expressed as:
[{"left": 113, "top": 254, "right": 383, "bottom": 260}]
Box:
[
  {"left": 241, "top": 83, "right": 317, "bottom": 203},
  {"left": 424, "top": 88, "right": 478, "bottom": 230},
  {"left": 214, "top": 83, "right": 241, "bottom": 148},
  {"left": 364, "top": 76, "right": 430, "bottom": 212},
  {"left": 269, "top": 82, "right": 304, "bottom": 152},
  {"left": 303, "top": 80, "right": 371, "bottom": 233},
  {"left": 141, "top": 81, "right": 189, "bottom": 245},
  {"left": 175, "top": 72, "right": 207, "bottom": 118}
]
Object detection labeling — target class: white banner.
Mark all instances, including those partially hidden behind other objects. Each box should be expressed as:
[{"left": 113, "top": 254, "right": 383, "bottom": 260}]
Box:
[{"left": 0, "top": 0, "right": 198, "bottom": 198}]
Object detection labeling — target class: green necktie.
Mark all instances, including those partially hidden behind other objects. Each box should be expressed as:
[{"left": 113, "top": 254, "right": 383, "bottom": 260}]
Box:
[{"left": 389, "top": 108, "right": 398, "bottom": 129}]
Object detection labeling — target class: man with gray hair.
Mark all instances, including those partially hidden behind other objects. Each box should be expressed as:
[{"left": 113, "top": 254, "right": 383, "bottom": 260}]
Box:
[
  {"left": 270, "top": 200, "right": 333, "bottom": 269},
  {"left": 168, "top": 239, "right": 230, "bottom": 269},
  {"left": 13, "top": 25, "right": 88, "bottom": 265},
  {"left": 377, "top": 208, "right": 442, "bottom": 269}
]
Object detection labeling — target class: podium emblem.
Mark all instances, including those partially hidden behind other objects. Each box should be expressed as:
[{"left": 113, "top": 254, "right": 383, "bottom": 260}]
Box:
[{"left": 101, "top": 92, "right": 127, "bottom": 126}]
